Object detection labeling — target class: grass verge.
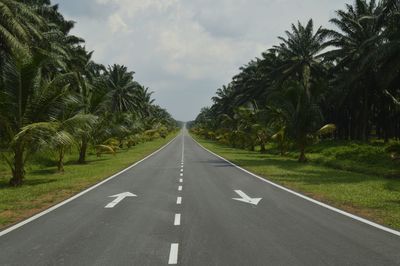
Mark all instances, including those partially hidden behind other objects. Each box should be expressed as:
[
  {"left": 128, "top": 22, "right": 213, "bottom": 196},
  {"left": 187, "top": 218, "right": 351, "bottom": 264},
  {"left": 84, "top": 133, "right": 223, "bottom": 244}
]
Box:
[
  {"left": 0, "top": 133, "right": 177, "bottom": 229},
  {"left": 193, "top": 135, "right": 400, "bottom": 231},
  {"left": 266, "top": 140, "right": 399, "bottom": 178}
]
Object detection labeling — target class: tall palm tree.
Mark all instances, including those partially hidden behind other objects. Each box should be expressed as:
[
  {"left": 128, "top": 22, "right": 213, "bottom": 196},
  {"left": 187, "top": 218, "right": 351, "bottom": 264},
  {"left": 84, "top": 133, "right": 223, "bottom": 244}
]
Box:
[
  {"left": 0, "top": 52, "right": 72, "bottom": 185},
  {"left": 132, "top": 85, "right": 155, "bottom": 120},
  {"left": 268, "top": 81, "right": 323, "bottom": 162},
  {"left": 378, "top": 0, "right": 400, "bottom": 89},
  {"left": 104, "top": 64, "right": 141, "bottom": 113},
  {"left": 322, "top": 0, "right": 384, "bottom": 140},
  {"left": 72, "top": 50, "right": 107, "bottom": 164},
  {"left": 271, "top": 19, "right": 328, "bottom": 98}
]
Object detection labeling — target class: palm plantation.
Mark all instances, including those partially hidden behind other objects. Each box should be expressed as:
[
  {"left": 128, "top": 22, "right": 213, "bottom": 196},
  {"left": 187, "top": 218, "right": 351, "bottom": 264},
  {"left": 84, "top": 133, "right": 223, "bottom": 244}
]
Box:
[
  {"left": 191, "top": 0, "right": 400, "bottom": 163},
  {"left": 0, "top": 0, "right": 177, "bottom": 186}
]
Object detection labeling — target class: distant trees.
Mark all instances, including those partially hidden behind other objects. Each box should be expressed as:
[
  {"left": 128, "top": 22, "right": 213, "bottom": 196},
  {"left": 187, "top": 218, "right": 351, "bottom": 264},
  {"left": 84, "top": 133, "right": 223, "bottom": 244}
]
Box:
[
  {"left": 191, "top": 0, "right": 400, "bottom": 162},
  {"left": 0, "top": 0, "right": 177, "bottom": 186}
]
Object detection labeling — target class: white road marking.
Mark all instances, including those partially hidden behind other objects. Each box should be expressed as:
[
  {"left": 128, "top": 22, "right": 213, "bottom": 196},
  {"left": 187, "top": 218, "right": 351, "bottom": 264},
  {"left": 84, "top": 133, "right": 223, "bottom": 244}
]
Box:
[
  {"left": 105, "top": 192, "right": 137, "bottom": 208},
  {"left": 178, "top": 185, "right": 182, "bottom": 191},
  {"left": 232, "top": 190, "right": 262, "bottom": 206},
  {"left": 192, "top": 137, "right": 400, "bottom": 237},
  {"left": 181, "top": 132, "right": 185, "bottom": 163},
  {"left": 180, "top": 173, "right": 183, "bottom": 177},
  {"left": 0, "top": 136, "right": 179, "bottom": 237},
  {"left": 177, "top": 197, "right": 182, "bottom": 205},
  {"left": 174, "top": 214, "right": 181, "bottom": 225},
  {"left": 168, "top": 243, "right": 179, "bottom": 264},
  {"left": 180, "top": 169, "right": 183, "bottom": 173},
  {"left": 179, "top": 178, "right": 183, "bottom": 183}
]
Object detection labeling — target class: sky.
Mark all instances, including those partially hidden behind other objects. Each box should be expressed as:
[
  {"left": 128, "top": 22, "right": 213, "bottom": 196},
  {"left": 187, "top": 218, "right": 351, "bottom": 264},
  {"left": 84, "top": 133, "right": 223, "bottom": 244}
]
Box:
[{"left": 55, "top": 0, "right": 349, "bottom": 121}]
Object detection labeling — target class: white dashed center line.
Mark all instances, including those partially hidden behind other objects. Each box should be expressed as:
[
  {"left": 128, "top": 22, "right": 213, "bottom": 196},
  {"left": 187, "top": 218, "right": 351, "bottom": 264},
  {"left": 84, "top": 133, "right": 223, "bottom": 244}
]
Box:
[
  {"left": 174, "top": 214, "right": 181, "bottom": 226},
  {"left": 181, "top": 132, "right": 185, "bottom": 163},
  {"left": 168, "top": 243, "right": 179, "bottom": 264},
  {"left": 177, "top": 197, "right": 182, "bottom": 205},
  {"left": 168, "top": 132, "right": 185, "bottom": 265}
]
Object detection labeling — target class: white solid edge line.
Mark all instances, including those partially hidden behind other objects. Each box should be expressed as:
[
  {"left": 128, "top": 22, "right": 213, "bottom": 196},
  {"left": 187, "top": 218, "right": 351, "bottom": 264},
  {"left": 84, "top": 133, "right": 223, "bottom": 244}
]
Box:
[
  {"left": 168, "top": 243, "right": 179, "bottom": 264},
  {"left": 177, "top": 197, "right": 182, "bottom": 205},
  {"left": 174, "top": 213, "right": 181, "bottom": 225},
  {"left": 191, "top": 136, "right": 400, "bottom": 237},
  {"left": 0, "top": 134, "right": 180, "bottom": 238}
]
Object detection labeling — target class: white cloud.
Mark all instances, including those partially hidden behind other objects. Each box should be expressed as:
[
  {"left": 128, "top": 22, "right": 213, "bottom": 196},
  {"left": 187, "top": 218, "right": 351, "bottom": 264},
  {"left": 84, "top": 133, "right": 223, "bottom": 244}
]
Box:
[
  {"left": 108, "top": 13, "right": 128, "bottom": 33},
  {"left": 57, "top": 0, "right": 349, "bottom": 121},
  {"left": 96, "top": 0, "right": 178, "bottom": 17}
]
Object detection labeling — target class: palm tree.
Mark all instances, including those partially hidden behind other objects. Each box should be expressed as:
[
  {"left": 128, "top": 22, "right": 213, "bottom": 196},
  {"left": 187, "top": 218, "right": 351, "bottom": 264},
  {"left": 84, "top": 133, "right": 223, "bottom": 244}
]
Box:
[
  {"left": 252, "top": 107, "right": 273, "bottom": 153},
  {"left": 379, "top": 0, "right": 400, "bottom": 88},
  {"left": 234, "top": 107, "right": 258, "bottom": 151},
  {"left": 73, "top": 51, "right": 107, "bottom": 164},
  {"left": 230, "top": 61, "right": 263, "bottom": 107},
  {"left": 271, "top": 19, "right": 328, "bottom": 98},
  {"left": 15, "top": 113, "right": 97, "bottom": 173},
  {"left": 136, "top": 85, "right": 154, "bottom": 118},
  {"left": 322, "top": 0, "right": 384, "bottom": 140},
  {"left": 0, "top": 52, "right": 73, "bottom": 185},
  {"left": 267, "top": 81, "right": 324, "bottom": 162},
  {"left": 104, "top": 64, "right": 142, "bottom": 113},
  {"left": 0, "top": 0, "right": 44, "bottom": 56}
]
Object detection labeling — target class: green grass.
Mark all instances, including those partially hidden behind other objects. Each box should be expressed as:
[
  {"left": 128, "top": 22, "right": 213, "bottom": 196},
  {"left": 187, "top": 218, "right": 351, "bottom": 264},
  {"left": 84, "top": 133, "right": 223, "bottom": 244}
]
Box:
[
  {"left": 193, "top": 136, "right": 400, "bottom": 230},
  {"left": 0, "top": 133, "right": 177, "bottom": 229},
  {"left": 272, "top": 140, "right": 399, "bottom": 178}
]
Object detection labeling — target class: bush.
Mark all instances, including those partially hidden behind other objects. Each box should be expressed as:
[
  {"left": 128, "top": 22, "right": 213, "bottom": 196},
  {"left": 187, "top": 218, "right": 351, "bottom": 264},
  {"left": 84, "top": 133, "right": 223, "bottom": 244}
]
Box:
[{"left": 386, "top": 143, "right": 400, "bottom": 161}]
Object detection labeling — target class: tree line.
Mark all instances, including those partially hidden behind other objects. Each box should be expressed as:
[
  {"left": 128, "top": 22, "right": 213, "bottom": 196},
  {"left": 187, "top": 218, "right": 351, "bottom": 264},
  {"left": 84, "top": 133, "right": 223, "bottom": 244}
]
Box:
[
  {"left": 190, "top": 0, "right": 400, "bottom": 162},
  {"left": 0, "top": 0, "right": 177, "bottom": 186}
]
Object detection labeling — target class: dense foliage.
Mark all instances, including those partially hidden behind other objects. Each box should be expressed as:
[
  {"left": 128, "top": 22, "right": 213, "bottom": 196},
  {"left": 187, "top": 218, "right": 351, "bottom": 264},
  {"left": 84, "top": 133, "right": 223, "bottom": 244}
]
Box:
[
  {"left": 0, "top": 0, "right": 177, "bottom": 186},
  {"left": 191, "top": 0, "right": 400, "bottom": 162}
]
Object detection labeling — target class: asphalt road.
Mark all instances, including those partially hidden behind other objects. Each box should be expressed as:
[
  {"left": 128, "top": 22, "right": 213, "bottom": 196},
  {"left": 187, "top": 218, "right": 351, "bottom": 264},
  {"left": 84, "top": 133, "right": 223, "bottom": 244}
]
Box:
[{"left": 0, "top": 128, "right": 399, "bottom": 265}]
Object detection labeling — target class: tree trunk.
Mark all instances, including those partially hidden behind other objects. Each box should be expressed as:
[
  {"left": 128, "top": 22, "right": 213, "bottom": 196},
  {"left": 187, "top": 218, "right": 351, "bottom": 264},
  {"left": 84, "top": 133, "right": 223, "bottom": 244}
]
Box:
[
  {"left": 279, "top": 142, "right": 285, "bottom": 156},
  {"left": 57, "top": 147, "right": 65, "bottom": 173},
  {"left": 249, "top": 141, "right": 255, "bottom": 151},
  {"left": 260, "top": 142, "right": 266, "bottom": 154},
  {"left": 298, "top": 145, "right": 307, "bottom": 163},
  {"left": 78, "top": 137, "right": 88, "bottom": 164},
  {"left": 9, "top": 143, "right": 24, "bottom": 186},
  {"left": 361, "top": 84, "right": 370, "bottom": 141}
]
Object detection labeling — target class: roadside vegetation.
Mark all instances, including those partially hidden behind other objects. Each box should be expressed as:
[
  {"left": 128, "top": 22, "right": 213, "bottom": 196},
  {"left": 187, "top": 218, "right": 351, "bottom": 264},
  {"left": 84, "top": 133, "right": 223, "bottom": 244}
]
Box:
[
  {"left": 190, "top": 0, "right": 400, "bottom": 228},
  {"left": 0, "top": 0, "right": 178, "bottom": 188},
  {"left": 0, "top": 0, "right": 180, "bottom": 227}
]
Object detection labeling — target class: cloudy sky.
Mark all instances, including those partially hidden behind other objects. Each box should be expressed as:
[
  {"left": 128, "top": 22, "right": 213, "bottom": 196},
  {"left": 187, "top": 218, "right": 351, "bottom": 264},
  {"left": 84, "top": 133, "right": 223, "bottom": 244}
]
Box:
[{"left": 55, "top": 0, "right": 349, "bottom": 121}]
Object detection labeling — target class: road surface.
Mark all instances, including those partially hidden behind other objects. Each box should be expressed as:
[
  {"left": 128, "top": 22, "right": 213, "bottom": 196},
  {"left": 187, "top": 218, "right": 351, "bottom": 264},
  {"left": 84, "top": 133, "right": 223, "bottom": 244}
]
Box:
[{"left": 0, "top": 129, "right": 399, "bottom": 265}]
